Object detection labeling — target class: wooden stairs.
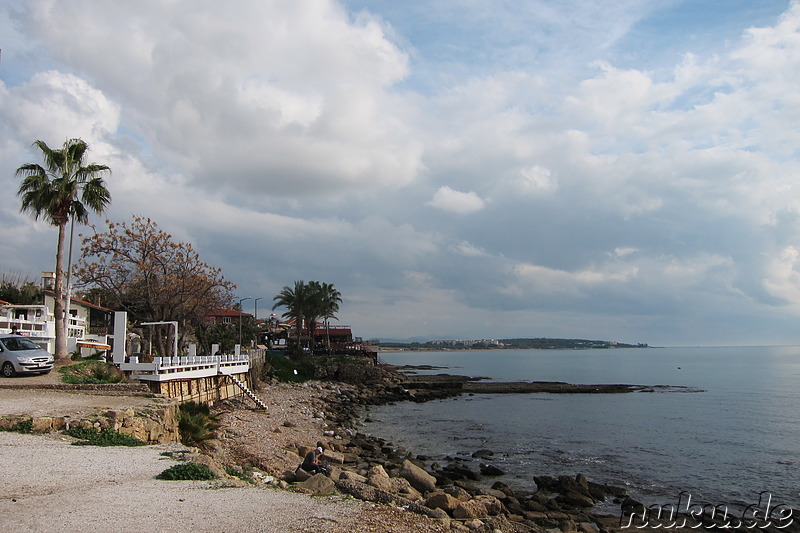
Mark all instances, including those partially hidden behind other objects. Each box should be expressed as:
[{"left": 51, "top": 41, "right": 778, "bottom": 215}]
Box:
[{"left": 227, "top": 375, "right": 268, "bottom": 410}]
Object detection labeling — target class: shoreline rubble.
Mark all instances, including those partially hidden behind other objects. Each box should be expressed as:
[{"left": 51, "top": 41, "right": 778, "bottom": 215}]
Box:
[{"left": 227, "top": 365, "right": 697, "bottom": 533}]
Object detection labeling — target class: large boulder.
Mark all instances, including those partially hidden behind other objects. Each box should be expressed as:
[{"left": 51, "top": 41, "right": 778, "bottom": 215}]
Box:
[
  {"left": 294, "top": 466, "right": 312, "bottom": 482},
  {"left": 366, "top": 464, "right": 395, "bottom": 493},
  {"left": 391, "top": 477, "right": 423, "bottom": 501},
  {"left": 336, "top": 479, "right": 412, "bottom": 507},
  {"left": 452, "top": 499, "right": 489, "bottom": 519},
  {"left": 339, "top": 471, "right": 367, "bottom": 483},
  {"left": 296, "top": 473, "right": 336, "bottom": 495},
  {"left": 475, "top": 495, "right": 504, "bottom": 516},
  {"left": 399, "top": 459, "right": 437, "bottom": 493},
  {"left": 426, "top": 492, "right": 461, "bottom": 513},
  {"left": 443, "top": 485, "right": 472, "bottom": 501}
]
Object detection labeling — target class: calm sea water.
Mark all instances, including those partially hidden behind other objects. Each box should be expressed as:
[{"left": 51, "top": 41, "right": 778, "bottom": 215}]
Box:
[{"left": 362, "top": 346, "right": 800, "bottom": 510}]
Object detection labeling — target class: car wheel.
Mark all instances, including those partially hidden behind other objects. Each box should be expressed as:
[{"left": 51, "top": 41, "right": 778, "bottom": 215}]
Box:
[{"left": 1, "top": 362, "right": 16, "bottom": 378}]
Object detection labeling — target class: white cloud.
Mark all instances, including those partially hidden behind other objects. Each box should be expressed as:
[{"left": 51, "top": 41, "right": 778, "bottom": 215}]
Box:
[
  {"left": 763, "top": 246, "right": 800, "bottom": 306},
  {"left": 17, "top": 0, "right": 423, "bottom": 197},
  {"left": 3, "top": 1, "right": 800, "bottom": 344},
  {"left": 427, "top": 186, "right": 485, "bottom": 214},
  {"left": 515, "top": 165, "right": 557, "bottom": 193}
]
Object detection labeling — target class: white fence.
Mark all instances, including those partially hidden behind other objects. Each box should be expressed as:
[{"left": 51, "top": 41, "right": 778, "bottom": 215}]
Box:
[{"left": 120, "top": 353, "right": 250, "bottom": 382}]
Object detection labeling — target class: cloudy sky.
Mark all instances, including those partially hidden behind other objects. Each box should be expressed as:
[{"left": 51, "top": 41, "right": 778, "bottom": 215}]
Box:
[{"left": 1, "top": 0, "right": 800, "bottom": 346}]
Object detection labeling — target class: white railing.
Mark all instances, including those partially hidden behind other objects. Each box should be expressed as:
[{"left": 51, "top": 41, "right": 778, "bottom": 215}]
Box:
[{"left": 120, "top": 353, "right": 250, "bottom": 382}]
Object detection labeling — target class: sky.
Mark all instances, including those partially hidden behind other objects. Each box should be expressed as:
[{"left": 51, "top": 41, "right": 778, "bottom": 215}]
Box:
[{"left": 1, "top": 0, "right": 800, "bottom": 347}]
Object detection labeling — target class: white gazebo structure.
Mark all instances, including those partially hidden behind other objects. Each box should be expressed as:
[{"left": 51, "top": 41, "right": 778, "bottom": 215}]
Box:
[{"left": 111, "top": 312, "right": 265, "bottom": 408}]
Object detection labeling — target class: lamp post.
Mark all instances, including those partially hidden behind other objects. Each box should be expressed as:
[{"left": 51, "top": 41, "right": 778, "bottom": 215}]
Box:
[
  {"left": 253, "top": 297, "right": 263, "bottom": 346},
  {"left": 238, "top": 297, "right": 251, "bottom": 348}
]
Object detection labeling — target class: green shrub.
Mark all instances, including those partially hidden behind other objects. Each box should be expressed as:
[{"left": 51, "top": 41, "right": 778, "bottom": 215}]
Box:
[
  {"left": 0, "top": 418, "right": 33, "bottom": 433},
  {"left": 177, "top": 401, "right": 220, "bottom": 449},
  {"left": 59, "top": 361, "right": 127, "bottom": 384},
  {"left": 157, "top": 463, "right": 217, "bottom": 480},
  {"left": 65, "top": 426, "right": 147, "bottom": 446},
  {"left": 71, "top": 350, "right": 107, "bottom": 361}
]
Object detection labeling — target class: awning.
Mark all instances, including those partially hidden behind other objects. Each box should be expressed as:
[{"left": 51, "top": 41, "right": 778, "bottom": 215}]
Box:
[{"left": 77, "top": 340, "right": 111, "bottom": 350}]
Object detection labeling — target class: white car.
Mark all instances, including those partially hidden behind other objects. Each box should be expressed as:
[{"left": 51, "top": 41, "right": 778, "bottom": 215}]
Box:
[{"left": 0, "top": 334, "right": 55, "bottom": 377}]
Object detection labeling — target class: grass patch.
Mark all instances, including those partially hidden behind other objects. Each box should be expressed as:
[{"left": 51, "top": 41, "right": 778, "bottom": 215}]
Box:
[
  {"left": 225, "top": 465, "right": 257, "bottom": 485},
  {"left": 59, "top": 360, "right": 127, "bottom": 384},
  {"left": 266, "top": 353, "right": 314, "bottom": 382},
  {"left": 0, "top": 418, "right": 33, "bottom": 433},
  {"left": 65, "top": 426, "right": 147, "bottom": 446},
  {"left": 157, "top": 463, "right": 217, "bottom": 481}
]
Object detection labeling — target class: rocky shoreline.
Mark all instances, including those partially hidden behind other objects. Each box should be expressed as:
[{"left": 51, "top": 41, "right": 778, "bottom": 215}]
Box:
[
  {"left": 226, "top": 364, "right": 774, "bottom": 533},
  {"left": 202, "top": 361, "right": 799, "bottom": 533}
]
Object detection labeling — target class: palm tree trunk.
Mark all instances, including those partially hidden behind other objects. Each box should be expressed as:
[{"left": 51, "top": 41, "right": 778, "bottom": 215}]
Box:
[{"left": 53, "top": 222, "right": 68, "bottom": 361}]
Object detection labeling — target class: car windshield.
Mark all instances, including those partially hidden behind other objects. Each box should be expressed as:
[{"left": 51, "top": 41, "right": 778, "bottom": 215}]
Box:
[{"left": 3, "top": 338, "right": 43, "bottom": 351}]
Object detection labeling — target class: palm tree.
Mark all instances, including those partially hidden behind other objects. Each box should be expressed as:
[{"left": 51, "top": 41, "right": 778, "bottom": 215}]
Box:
[
  {"left": 318, "top": 282, "right": 342, "bottom": 350},
  {"left": 272, "top": 280, "right": 308, "bottom": 354},
  {"left": 16, "top": 138, "right": 111, "bottom": 360}
]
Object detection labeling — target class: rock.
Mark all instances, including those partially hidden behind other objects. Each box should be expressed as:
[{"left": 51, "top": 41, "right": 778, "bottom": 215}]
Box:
[
  {"left": 464, "top": 519, "right": 485, "bottom": 530},
  {"left": 335, "top": 479, "right": 412, "bottom": 507},
  {"left": 339, "top": 471, "right": 367, "bottom": 483},
  {"left": 391, "top": 477, "right": 422, "bottom": 501},
  {"left": 620, "top": 496, "right": 645, "bottom": 514},
  {"left": 399, "top": 459, "right": 437, "bottom": 493},
  {"left": 453, "top": 499, "right": 489, "bottom": 519},
  {"left": 477, "top": 488, "right": 507, "bottom": 500},
  {"left": 444, "top": 485, "right": 472, "bottom": 501},
  {"left": 558, "top": 490, "right": 595, "bottom": 509},
  {"left": 320, "top": 450, "right": 344, "bottom": 464},
  {"left": 578, "top": 522, "right": 601, "bottom": 533},
  {"left": 443, "top": 463, "right": 479, "bottom": 481},
  {"left": 426, "top": 492, "right": 461, "bottom": 513},
  {"left": 524, "top": 498, "right": 549, "bottom": 513},
  {"left": 479, "top": 464, "right": 505, "bottom": 476},
  {"left": 407, "top": 502, "right": 450, "bottom": 520},
  {"left": 294, "top": 466, "right": 312, "bottom": 482},
  {"left": 471, "top": 449, "right": 494, "bottom": 458},
  {"left": 366, "top": 464, "right": 395, "bottom": 493},
  {"left": 534, "top": 475, "right": 559, "bottom": 492},
  {"left": 189, "top": 454, "right": 227, "bottom": 478},
  {"left": 296, "top": 473, "right": 336, "bottom": 495},
  {"left": 475, "top": 495, "right": 504, "bottom": 516}
]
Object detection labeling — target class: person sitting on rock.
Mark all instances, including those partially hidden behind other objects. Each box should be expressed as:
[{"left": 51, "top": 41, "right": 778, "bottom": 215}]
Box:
[{"left": 301, "top": 446, "right": 329, "bottom": 475}]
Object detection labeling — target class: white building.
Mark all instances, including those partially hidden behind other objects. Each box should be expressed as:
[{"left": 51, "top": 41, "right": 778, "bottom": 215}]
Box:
[{"left": 0, "top": 273, "right": 114, "bottom": 355}]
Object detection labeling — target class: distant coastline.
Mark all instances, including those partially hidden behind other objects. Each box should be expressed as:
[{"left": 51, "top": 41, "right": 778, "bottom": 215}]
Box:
[{"left": 380, "top": 337, "right": 649, "bottom": 352}]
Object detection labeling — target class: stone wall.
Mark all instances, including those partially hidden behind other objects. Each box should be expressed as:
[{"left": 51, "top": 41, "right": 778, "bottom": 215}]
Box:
[{"left": 0, "top": 401, "right": 180, "bottom": 444}]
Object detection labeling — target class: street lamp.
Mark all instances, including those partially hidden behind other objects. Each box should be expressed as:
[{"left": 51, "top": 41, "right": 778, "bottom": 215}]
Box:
[
  {"left": 253, "top": 297, "right": 263, "bottom": 346},
  {"left": 238, "top": 297, "right": 251, "bottom": 348}
]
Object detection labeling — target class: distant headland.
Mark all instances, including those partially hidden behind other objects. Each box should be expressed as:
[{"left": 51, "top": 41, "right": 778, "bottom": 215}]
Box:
[{"left": 380, "top": 337, "right": 649, "bottom": 351}]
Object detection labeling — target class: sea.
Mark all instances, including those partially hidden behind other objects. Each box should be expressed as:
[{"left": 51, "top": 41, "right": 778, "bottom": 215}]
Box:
[{"left": 361, "top": 346, "right": 800, "bottom": 513}]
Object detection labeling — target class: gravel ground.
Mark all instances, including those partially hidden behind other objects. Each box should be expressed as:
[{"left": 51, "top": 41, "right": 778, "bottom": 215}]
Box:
[
  {"left": 0, "top": 431, "right": 448, "bottom": 533},
  {"left": 0, "top": 372, "right": 450, "bottom": 533}
]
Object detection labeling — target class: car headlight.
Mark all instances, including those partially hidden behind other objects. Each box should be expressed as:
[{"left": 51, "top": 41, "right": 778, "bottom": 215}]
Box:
[{"left": 16, "top": 357, "right": 34, "bottom": 364}]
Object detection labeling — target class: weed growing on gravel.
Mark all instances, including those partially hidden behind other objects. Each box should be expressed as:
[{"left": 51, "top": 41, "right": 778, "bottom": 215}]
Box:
[
  {"left": 225, "top": 465, "right": 257, "bottom": 485},
  {"left": 59, "top": 361, "right": 127, "bottom": 384},
  {"left": 157, "top": 463, "right": 217, "bottom": 480},
  {"left": 65, "top": 427, "right": 147, "bottom": 446}
]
